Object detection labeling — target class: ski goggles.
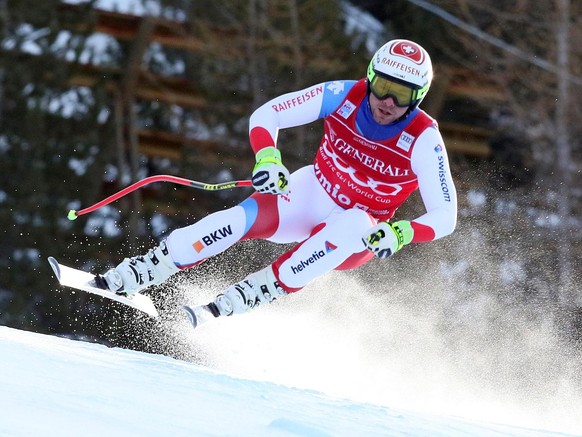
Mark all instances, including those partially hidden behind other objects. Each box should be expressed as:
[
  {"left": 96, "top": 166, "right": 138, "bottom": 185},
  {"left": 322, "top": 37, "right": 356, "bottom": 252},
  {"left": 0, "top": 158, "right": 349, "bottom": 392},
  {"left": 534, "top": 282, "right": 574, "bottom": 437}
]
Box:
[{"left": 368, "top": 73, "right": 421, "bottom": 107}]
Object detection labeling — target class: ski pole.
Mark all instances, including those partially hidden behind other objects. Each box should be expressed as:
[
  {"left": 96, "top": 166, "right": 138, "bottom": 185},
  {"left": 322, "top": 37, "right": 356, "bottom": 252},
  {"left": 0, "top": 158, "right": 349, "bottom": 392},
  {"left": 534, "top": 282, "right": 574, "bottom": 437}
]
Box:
[{"left": 67, "top": 174, "right": 252, "bottom": 220}]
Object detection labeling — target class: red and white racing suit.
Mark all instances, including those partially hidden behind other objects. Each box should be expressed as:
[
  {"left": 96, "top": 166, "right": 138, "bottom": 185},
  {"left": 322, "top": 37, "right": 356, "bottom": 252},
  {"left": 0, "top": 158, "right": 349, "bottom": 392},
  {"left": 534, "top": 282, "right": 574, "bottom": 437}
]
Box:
[{"left": 166, "top": 79, "right": 457, "bottom": 292}]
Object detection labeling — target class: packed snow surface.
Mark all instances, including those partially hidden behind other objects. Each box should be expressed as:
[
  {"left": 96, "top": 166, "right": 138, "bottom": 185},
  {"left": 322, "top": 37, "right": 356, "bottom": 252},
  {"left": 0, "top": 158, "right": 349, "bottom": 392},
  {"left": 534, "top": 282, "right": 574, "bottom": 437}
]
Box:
[{"left": 0, "top": 326, "right": 578, "bottom": 437}]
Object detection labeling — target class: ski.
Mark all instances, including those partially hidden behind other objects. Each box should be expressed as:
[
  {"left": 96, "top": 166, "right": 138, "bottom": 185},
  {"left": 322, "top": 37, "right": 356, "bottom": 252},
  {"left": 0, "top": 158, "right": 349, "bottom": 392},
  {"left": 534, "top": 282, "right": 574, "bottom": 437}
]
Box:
[{"left": 48, "top": 257, "right": 159, "bottom": 318}]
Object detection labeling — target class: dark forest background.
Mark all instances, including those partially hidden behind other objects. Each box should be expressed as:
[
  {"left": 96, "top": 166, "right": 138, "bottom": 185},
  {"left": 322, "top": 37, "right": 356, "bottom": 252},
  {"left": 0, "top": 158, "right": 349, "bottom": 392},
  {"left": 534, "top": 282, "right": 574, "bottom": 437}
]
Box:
[{"left": 0, "top": 0, "right": 581, "bottom": 358}]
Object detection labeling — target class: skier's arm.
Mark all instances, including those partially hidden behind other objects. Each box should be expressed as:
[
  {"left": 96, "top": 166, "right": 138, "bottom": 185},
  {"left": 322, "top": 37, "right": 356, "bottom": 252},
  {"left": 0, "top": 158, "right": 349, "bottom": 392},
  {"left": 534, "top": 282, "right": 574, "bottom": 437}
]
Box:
[
  {"left": 248, "top": 81, "right": 355, "bottom": 152},
  {"left": 408, "top": 127, "right": 458, "bottom": 242},
  {"left": 362, "top": 128, "right": 457, "bottom": 257}
]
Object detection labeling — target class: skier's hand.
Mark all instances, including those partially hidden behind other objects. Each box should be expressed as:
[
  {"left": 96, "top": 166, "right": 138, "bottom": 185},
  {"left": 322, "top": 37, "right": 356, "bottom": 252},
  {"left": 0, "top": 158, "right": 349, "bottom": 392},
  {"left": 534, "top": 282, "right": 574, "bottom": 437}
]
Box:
[
  {"left": 252, "top": 146, "right": 290, "bottom": 195},
  {"left": 362, "top": 220, "right": 413, "bottom": 259}
]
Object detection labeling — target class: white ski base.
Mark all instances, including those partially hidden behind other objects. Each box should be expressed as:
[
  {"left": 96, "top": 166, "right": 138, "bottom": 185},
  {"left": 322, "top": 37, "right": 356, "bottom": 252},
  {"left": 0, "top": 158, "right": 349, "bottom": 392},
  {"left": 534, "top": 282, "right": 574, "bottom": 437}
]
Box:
[{"left": 47, "top": 257, "right": 159, "bottom": 317}]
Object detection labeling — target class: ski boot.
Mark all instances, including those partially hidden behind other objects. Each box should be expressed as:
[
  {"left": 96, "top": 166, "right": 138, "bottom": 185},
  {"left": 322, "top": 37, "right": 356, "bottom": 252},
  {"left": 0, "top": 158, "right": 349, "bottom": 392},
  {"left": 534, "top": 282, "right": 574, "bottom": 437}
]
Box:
[
  {"left": 95, "top": 240, "right": 179, "bottom": 296},
  {"left": 183, "top": 265, "right": 287, "bottom": 329}
]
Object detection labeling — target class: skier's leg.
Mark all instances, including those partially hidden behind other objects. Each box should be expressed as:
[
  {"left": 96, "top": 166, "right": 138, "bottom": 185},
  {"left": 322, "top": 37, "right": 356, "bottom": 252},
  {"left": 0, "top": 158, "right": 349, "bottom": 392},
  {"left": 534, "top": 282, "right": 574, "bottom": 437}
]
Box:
[
  {"left": 100, "top": 203, "right": 267, "bottom": 295},
  {"left": 166, "top": 204, "right": 249, "bottom": 267},
  {"left": 102, "top": 165, "right": 333, "bottom": 296},
  {"left": 272, "top": 208, "right": 376, "bottom": 291},
  {"left": 139, "top": 165, "right": 326, "bottom": 279},
  {"left": 199, "top": 208, "right": 375, "bottom": 318}
]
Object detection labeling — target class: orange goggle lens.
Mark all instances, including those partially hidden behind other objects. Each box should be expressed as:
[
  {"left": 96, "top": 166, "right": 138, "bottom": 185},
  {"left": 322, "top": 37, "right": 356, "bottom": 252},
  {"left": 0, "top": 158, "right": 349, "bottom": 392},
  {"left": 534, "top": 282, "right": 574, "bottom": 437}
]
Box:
[{"left": 369, "top": 75, "right": 418, "bottom": 107}]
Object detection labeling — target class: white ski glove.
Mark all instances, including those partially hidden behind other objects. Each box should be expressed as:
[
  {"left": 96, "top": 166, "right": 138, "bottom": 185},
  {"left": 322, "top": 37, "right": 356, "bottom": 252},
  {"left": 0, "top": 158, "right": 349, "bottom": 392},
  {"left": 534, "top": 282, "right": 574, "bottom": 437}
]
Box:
[
  {"left": 251, "top": 146, "right": 290, "bottom": 195},
  {"left": 362, "top": 220, "right": 414, "bottom": 259}
]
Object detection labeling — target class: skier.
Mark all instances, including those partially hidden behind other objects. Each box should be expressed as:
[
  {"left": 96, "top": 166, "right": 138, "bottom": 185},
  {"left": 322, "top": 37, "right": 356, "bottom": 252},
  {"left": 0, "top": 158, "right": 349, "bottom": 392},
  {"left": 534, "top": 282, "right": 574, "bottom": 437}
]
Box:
[{"left": 97, "top": 39, "right": 457, "bottom": 327}]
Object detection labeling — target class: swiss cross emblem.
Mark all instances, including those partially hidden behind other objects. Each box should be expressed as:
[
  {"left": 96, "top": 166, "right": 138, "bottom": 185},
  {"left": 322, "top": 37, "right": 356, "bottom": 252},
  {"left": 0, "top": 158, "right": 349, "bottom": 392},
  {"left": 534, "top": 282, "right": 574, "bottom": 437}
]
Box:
[
  {"left": 390, "top": 41, "right": 424, "bottom": 65},
  {"left": 402, "top": 44, "right": 415, "bottom": 54}
]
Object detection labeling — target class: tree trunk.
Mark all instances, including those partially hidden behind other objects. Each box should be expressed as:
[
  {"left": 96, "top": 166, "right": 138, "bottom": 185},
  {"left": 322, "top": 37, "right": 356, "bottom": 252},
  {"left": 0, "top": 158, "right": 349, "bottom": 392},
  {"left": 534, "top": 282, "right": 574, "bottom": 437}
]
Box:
[{"left": 554, "top": 0, "right": 575, "bottom": 304}]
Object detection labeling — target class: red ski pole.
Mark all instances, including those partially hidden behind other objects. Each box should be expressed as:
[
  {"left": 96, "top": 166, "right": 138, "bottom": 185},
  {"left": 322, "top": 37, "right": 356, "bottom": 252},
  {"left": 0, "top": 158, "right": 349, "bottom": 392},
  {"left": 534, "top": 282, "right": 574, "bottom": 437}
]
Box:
[{"left": 67, "top": 175, "right": 252, "bottom": 220}]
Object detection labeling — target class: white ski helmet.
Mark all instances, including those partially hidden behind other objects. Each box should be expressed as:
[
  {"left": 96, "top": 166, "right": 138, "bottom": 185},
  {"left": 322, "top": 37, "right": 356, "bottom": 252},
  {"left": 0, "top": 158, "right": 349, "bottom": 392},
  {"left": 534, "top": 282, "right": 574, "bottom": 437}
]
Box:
[{"left": 366, "top": 39, "right": 433, "bottom": 109}]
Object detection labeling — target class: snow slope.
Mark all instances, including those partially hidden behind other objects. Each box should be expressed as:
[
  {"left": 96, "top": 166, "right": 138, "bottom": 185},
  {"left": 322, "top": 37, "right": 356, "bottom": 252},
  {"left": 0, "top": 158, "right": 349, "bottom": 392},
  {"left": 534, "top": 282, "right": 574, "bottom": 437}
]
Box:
[{"left": 0, "top": 326, "right": 578, "bottom": 437}]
